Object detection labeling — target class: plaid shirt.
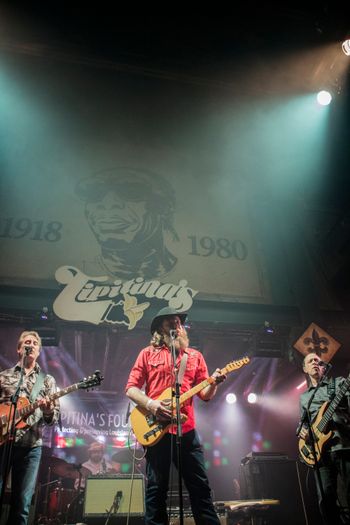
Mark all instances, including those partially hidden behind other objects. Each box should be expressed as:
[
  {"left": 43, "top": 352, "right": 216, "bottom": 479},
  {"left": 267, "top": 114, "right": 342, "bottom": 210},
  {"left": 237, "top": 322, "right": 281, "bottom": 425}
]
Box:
[{"left": 0, "top": 363, "right": 60, "bottom": 447}]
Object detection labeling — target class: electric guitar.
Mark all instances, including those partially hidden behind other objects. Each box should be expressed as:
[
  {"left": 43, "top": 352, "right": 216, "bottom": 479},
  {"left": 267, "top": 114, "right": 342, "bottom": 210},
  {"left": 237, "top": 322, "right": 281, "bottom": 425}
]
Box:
[
  {"left": 0, "top": 370, "right": 104, "bottom": 447},
  {"left": 299, "top": 373, "right": 350, "bottom": 466},
  {"left": 130, "top": 356, "right": 250, "bottom": 447}
]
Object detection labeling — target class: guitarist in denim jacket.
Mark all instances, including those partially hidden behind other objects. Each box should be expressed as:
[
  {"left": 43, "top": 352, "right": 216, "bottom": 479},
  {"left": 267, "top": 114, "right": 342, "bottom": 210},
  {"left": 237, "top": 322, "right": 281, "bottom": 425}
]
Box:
[
  {"left": 126, "top": 307, "right": 226, "bottom": 525},
  {"left": 298, "top": 352, "right": 350, "bottom": 525},
  {"left": 0, "top": 331, "right": 60, "bottom": 525}
]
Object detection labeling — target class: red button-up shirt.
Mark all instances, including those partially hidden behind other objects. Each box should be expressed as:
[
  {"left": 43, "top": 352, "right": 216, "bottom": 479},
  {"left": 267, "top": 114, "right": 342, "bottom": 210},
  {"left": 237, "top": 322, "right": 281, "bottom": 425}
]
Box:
[{"left": 125, "top": 344, "right": 209, "bottom": 434}]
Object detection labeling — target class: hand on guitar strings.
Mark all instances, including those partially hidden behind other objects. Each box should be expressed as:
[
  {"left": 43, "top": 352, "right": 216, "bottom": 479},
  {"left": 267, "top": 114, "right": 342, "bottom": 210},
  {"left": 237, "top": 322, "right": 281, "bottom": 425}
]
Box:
[
  {"left": 299, "top": 427, "right": 309, "bottom": 440},
  {"left": 147, "top": 399, "right": 172, "bottom": 422}
]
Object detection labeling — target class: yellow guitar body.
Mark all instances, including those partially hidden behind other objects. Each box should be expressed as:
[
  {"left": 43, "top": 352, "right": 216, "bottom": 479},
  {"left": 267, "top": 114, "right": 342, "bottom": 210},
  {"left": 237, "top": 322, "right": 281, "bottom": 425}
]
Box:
[
  {"left": 298, "top": 401, "right": 333, "bottom": 466},
  {"left": 130, "top": 387, "right": 187, "bottom": 447}
]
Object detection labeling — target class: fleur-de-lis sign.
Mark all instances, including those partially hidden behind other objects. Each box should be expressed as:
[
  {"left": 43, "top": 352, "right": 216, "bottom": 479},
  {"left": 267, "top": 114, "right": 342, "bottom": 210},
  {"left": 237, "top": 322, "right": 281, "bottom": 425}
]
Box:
[
  {"left": 303, "top": 329, "right": 329, "bottom": 355},
  {"left": 294, "top": 322, "right": 341, "bottom": 361}
]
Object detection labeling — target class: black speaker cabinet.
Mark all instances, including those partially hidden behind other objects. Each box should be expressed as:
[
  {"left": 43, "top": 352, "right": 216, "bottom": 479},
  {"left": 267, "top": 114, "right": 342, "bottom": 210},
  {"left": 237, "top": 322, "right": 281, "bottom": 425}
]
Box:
[
  {"left": 239, "top": 453, "right": 320, "bottom": 525},
  {"left": 83, "top": 474, "right": 145, "bottom": 518}
]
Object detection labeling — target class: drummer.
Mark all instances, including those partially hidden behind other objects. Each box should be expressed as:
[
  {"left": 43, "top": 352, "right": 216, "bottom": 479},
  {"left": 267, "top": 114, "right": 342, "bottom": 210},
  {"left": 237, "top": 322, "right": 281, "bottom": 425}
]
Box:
[
  {"left": 82, "top": 441, "right": 112, "bottom": 475},
  {"left": 75, "top": 441, "right": 114, "bottom": 489}
]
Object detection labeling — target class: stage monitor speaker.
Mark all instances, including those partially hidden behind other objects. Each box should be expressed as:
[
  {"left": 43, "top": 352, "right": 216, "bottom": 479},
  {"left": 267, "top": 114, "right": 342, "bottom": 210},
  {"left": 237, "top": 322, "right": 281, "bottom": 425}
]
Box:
[
  {"left": 239, "top": 453, "right": 318, "bottom": 525},
  {"left": 83, "top": 474, "right": 145, "bottom": 518}
]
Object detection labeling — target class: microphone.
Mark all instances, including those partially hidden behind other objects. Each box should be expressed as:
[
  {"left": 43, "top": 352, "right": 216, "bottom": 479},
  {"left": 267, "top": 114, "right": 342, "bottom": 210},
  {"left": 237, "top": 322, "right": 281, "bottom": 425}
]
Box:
[
  {"left": 24, "top": 346, "right": 32, "bottom": 355},
  {"left": 113, "top": 490, "right": 123, "bottom": 512},
  {"left": 169, "top": 329, "right": 177, "bottom": 339},
  {"left": 319, "top": 360, "right": 332, "bottom": 369}
]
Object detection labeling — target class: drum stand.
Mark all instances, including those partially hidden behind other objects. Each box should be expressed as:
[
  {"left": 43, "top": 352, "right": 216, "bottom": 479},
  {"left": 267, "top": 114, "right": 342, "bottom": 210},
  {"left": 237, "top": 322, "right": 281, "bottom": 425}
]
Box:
[{"left": 36, "top": 479, "right": 62, "bottom": 525}]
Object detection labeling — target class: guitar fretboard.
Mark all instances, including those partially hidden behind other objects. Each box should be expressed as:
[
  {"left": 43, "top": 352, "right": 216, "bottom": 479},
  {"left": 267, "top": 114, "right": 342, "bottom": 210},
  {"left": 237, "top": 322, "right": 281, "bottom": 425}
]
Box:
[
  {"left": 17, "top": 383, "right": 80, "bottom": 418},
  {"left": 317, "top": 375, "right": 350, "bottom": 433},
  {"left": 179, "top": 357, "right": 250, "bottom": 405}
]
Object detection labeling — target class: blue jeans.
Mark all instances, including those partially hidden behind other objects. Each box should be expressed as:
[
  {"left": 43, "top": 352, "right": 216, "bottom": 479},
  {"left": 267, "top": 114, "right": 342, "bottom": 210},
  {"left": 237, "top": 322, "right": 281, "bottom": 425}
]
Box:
[
  {"left": 0, "top": 445, "right": 42, "bottom": 525},
  {"left": 145, "top": 429, "right": 220, "bottom": 525}
]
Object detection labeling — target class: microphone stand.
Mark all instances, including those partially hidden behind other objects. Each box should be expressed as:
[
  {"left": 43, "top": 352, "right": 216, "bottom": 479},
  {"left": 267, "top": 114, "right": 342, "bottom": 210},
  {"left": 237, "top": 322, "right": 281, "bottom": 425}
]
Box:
[
  {"left": 169, "top": 330, "right": 184, "bottom": 525},
  {"left": 301, "top": 365, "right": 332, "bottom": 525},
  {"left": 0, "top": 350, "right": 28, "bottom": 513}
]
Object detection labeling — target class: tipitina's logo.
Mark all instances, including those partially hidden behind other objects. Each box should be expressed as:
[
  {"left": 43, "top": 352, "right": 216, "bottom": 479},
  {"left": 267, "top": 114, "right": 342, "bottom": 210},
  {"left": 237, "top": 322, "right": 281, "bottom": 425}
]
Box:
[{"left": 53, "top": 266, "right": 198, "bottom": 329}]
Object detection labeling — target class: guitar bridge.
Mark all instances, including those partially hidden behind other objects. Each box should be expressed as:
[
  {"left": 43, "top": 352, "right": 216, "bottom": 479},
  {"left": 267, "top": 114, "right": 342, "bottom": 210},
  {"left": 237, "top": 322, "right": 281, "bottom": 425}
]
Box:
[{"left": 144, "top": 423, "right": 166, "bottom": 441}]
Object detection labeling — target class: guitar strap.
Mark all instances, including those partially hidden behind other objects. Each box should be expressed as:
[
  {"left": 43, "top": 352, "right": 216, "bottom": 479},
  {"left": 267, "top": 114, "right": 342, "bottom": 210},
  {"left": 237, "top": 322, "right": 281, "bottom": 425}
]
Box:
[
  {"left": 177, "top": 352, "right": 188, "bottom": 385},
  {"left": 29, "top": 371, "right": 46, "bottom": 402},
  {"left": 327, "top": 377, "right": 336, "bottom": 401}
]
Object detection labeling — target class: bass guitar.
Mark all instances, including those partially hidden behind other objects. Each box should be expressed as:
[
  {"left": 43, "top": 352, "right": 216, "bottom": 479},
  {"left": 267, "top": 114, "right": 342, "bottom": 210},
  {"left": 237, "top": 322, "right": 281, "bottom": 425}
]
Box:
[
  {"left": 299, "top": 373, "right": 350, "bottom": 466},
  {"left": 130, "top": 356, "right": 250, "bottom": 447},
  {"left": 0, "top": 370, "right": 103, "bottom": 447}
]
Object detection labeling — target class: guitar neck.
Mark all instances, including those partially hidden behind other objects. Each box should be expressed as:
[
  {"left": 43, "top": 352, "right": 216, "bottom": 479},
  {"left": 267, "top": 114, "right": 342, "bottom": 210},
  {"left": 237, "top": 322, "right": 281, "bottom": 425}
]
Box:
[
  {"left": 318, "top": 375, "right": 350, "bottom": 432},
  {"left": 179, "top": 359, "right": 248, "bottom": 405},
  {"left": 18, "top": 383, "right": 80, "bottom": 419}
]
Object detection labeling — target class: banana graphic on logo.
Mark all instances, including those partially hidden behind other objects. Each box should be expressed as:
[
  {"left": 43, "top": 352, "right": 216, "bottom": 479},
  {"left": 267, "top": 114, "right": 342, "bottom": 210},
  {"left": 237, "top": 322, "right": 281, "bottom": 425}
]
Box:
[{"left": 122, "top": 293, "right": 150, "bottom": 330}]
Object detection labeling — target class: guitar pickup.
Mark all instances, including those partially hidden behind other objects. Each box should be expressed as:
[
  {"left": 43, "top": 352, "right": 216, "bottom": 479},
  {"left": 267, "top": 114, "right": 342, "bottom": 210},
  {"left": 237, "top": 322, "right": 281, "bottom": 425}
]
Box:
[{"left": 301, "top": 445, "right": 313, "bottom": 458}]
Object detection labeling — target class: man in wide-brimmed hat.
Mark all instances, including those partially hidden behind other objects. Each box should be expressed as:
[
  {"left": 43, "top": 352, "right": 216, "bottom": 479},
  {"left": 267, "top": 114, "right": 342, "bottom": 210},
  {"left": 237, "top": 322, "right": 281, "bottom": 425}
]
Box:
[{"left": 126, "top": 307, "right": 226, "bottom": 525}]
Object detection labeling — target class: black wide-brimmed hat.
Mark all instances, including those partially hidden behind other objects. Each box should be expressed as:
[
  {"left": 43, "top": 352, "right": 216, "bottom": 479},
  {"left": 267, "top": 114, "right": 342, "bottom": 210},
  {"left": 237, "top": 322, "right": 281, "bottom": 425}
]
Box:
[{"left": 150, "top": 307, "right": 188, "bottom": 334}]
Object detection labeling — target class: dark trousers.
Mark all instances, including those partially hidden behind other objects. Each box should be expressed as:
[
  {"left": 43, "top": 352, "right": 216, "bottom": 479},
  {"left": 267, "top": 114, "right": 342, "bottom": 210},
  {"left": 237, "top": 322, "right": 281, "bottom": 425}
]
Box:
[
  {"left": 316, "top": 450, "right": 350, "bottom": 525},
  {"left": 0, "top": 445, "right": 42, "bottom": 525},
  {"left": 145, "top": 429, "right": 220, "bottom": 525}
]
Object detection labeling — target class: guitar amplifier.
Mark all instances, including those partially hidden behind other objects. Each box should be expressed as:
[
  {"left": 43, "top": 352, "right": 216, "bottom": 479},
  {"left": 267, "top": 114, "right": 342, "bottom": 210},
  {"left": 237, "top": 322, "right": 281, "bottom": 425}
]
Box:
[
  {"left": 83, "top": 474, "right": 145, "bottom": 518},
  {"left": 239, "top": 453, "right": 320, "bottom": 525}
]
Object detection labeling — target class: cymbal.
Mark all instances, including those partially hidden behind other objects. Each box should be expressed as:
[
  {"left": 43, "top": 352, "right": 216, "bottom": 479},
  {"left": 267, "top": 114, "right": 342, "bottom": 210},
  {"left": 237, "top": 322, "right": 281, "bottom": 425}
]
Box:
[{"left": 48, "top": 456, "right": 91, "bottom": 479}]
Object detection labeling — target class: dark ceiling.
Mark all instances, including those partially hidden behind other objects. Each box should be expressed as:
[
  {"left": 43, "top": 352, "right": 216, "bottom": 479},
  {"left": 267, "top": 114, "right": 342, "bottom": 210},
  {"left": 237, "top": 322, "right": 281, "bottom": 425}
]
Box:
[{"left": 1, "top": 4, "right": 349, "bottom": 67}]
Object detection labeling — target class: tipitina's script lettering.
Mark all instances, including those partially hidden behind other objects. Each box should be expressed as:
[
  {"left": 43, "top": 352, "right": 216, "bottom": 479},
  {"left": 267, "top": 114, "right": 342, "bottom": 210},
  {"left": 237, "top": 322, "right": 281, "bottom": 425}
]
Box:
[{"left": 54, "top": 266, "right": 198, "bottom": 328}]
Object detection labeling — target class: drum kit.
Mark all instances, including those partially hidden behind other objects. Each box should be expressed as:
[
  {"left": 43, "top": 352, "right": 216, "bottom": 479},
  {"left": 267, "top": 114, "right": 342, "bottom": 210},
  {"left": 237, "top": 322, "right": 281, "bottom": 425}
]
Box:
[
  {"left": 36, "top": 450, "right": 145, "bottom": 524},
  {"left": 37, "top": 456, "right": 91, "bottom": 525}
]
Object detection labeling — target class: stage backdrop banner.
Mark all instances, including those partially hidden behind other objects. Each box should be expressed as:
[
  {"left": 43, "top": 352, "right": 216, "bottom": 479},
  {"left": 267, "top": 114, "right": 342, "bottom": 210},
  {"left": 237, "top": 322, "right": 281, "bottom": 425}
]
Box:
[{"left": 0, "top": 139, "right": 269, "bottom": 301}]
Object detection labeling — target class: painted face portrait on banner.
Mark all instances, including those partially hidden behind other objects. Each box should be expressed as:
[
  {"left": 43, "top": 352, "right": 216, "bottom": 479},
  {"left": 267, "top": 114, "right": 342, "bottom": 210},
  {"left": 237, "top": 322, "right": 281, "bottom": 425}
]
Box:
[{"left": 75, "top": 167, "right": 179, "bottom": 280}]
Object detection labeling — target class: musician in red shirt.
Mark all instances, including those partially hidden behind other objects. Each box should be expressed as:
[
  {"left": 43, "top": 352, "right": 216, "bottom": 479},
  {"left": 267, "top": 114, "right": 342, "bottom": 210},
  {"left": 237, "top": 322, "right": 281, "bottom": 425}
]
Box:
[{"left": 126, "top": 307, "right": 226, "bottom": 525}]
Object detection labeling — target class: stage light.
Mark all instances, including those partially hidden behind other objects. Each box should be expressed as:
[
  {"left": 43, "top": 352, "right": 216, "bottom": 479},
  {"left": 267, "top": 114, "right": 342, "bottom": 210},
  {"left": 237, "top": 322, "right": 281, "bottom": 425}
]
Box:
[
  {"left": 226, "top": 393, "right": 237, "bottom": 404},
  {"left": 342, "top": 39, "right": 350, "bottom": 56},
  {"left": 317, "top": 90, "right": 332, "bottom": 106},
  {"left": 247, "top": 393, "right": 257, "bottom": 404},
  {"left": 263, "top": 321, "right": 274, "bottom": 334},
  {"left": 296, "top": 380, "right": 307, "bottom": 390},
  {"left": 40, "top": 306, "right": 49, "bottom": 320}
]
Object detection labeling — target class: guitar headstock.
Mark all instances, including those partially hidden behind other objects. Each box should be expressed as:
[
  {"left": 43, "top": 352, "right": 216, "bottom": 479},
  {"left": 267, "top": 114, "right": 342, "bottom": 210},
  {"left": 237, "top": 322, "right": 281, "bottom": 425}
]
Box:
[
  {"left": 225, "top": 356, "right": 251, "bottom": 372},
  {"left": 78, "top": 370, "right": 104, "bottom": 390}
]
